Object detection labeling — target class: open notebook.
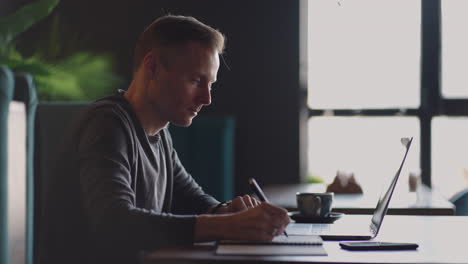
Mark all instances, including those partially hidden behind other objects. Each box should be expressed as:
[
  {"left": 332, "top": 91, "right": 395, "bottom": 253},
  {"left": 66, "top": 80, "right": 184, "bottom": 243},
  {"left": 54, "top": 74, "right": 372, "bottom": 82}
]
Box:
[
  {"left": 216, "top": 235, "right": 326, "bottom": 256},
  {"left": 219, "top": 235, "right": 322, "bottom": 245}
]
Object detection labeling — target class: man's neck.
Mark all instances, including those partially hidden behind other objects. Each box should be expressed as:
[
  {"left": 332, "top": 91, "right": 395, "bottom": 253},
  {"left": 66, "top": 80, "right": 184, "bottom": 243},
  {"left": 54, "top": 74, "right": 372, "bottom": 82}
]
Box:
[{"left": 124, "top": 79, "right": 167, "bottom": 136}]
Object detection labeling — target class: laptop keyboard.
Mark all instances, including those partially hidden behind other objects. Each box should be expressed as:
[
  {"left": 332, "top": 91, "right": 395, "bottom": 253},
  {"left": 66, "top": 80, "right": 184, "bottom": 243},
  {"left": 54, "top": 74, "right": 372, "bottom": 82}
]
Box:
[
  {"left": 309, "top": 224, "right": 332, "bottom": 234},
  {"left": 286, "top": 223, "right": 332, "bottom": 235}
]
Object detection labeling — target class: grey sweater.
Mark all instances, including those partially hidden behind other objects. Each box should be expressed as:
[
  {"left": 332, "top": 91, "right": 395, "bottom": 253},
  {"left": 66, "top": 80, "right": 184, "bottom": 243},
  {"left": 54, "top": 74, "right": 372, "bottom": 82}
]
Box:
[{"left": 39, "top": 92, "right": 219, "bottom": 264}]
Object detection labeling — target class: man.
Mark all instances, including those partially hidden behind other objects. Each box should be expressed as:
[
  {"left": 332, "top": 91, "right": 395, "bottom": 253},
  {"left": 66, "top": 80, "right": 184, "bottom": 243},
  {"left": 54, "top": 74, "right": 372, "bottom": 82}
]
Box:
[{"left": 40, "top": 15, "right": 290, "bottom": 264}]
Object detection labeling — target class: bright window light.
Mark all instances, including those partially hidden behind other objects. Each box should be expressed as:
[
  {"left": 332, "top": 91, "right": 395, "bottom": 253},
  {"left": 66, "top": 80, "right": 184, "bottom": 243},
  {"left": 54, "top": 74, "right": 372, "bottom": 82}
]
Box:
[
  {"left": 441, "top": 0, "right": 468, "bottom": 98},
  {"left": 308, "top": 0, "right": 421, "bottom": 109},
  {"left": 432, "top": 117, "right": 468, "bottom": 197},
  {"left": 308, "top": 117, "right": 420, "bottom": 192}
]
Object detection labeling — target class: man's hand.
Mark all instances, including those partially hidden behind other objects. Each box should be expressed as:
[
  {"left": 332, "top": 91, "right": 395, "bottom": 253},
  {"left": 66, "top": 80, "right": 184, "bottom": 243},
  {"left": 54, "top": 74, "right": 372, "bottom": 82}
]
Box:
[
  {"left": 230, "top": 194, "right": 261, "bottom": 212},
  {"left": 195, "top": 202, "right": 290, "bottom": 242},
  {"left": 210, "top": 195, "right": 260, "bottom": 214}
]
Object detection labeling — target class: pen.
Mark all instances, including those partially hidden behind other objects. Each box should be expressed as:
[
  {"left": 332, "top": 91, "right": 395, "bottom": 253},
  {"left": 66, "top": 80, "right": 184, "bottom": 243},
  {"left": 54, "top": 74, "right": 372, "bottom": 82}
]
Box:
[{"left": 248, "top": 178, "right": 289, "bottom": 237}]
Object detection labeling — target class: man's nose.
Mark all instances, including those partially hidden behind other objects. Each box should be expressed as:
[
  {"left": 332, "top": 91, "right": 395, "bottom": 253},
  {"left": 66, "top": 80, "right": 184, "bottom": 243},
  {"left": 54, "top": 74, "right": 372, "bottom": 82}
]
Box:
[{"left": 199, "top": 85, "right": 211, "bottom": 106}]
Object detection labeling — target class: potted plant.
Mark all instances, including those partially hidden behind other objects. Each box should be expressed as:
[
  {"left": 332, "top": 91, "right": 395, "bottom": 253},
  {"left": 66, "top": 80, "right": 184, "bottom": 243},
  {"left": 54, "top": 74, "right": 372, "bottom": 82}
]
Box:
[
  {"left": 0, "top": 0, "right": 123, "bottom": 101},
  {"left": 1, "top": 4, "right": 125, "bottom": 262}
]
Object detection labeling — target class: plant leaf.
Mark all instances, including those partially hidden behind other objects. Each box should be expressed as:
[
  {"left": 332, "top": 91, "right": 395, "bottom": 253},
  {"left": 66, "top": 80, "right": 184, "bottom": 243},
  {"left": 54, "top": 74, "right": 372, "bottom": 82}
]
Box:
[
  {"left": 54, "top": 52, "right": 124, "bottom": 100},
  {"left": 0, "top": 0, "right": 60, "bottom": 50}
]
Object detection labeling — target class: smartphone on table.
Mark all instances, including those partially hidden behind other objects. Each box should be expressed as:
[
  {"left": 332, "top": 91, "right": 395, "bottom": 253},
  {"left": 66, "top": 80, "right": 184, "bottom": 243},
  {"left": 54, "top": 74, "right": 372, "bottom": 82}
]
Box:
[{"left": 339, "top": 241, "right": 419, "bottom": 251}]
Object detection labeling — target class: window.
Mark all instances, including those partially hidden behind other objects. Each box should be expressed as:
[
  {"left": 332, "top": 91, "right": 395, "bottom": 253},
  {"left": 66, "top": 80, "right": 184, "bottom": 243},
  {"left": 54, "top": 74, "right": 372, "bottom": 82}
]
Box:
[
  {"left": 308, "top": 117, "right": 420, "bottom": 191},
  {"left": 442, "top": 0, "right": 468, "bottom": 98},
  {"left": 429, "top": 0, "right": 468, "bottom": 196},
  {"left": 432, "top": 117, "right": 468, "bottom": 196},
  {"left": 306, "top": 0, "right": 422, "bottom": 193},
  {"left": 308, "top": 0, "right": 420, "bottom": 109},
  {"left": 306, "top": 0, "right": 468, "bottom": 197}
]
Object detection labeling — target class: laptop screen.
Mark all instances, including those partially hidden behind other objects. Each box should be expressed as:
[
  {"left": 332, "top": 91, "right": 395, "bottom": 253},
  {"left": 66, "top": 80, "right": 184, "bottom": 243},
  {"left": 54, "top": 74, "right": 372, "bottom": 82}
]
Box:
[{"left": 370, "top": 137, "right": 413, "bottom": 235}]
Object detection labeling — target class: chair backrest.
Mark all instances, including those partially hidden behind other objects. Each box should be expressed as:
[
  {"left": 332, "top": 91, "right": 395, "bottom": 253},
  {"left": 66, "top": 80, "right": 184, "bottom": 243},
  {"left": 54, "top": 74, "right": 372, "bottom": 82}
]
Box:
[
  {"left": 34, "top": 102, "right": 86, "bottom": 211},
  {"left": 0, "top": 67, "right": 37, "bottom": 264},
  {"left": 13, "top": 73, "right": 38, "bottom": 264},
  {"left": 0, "top": 66, "right": 15, "bottom": 264},
  {"left": 169, "top": 116, "right": 235, "bottom": 201},
  {"left": 450, "top": 188, "right": 468, "bottom": 216},
  {"left": 34, "top": 102, "right": 86, "bottom": 264}
]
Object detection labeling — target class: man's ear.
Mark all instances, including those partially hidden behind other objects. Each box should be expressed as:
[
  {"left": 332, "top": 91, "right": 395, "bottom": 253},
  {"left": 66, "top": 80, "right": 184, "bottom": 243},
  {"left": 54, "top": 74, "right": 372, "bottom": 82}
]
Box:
[{"left": 142, "top": 51, "right": 158, "bottom": 80}]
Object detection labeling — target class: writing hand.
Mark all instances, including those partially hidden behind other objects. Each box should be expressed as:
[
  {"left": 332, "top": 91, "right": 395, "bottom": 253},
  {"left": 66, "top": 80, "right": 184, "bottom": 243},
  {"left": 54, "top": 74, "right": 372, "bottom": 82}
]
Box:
[
  {"left": 195, "top": 202, "right": 290, "bottom": 242},
  {"left": 229, "top": 195, "right": 261, "bottom": 212},
  {"left": 211, "top": 195, "right": 260, "bottom": 214}
]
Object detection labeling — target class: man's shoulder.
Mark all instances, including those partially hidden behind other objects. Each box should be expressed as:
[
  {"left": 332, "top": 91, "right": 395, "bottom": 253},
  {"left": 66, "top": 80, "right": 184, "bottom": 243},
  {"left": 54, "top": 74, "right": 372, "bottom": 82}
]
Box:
[
  {"left": 81, "top": 94, "right": 132, "bottom": 123},
  {"left": 65, "top": 93, "right": 139, "bottom": 141},
  {"left": 90, "top": 93, "right": 128, "bottom": 113}
]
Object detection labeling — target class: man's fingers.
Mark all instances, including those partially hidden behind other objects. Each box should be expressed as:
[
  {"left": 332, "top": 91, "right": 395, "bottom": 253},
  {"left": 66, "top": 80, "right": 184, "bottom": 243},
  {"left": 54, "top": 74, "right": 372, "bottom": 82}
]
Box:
[
  {"left": 230, "top": 195, "right": 261, "bottom": 212},
  {"left": 260, "top": 202, "right": 289, "bottom": 217},
  {"left": 242, "top": 194, "right": 255, "bottom": 208},
  {"left": 231, "top": 196, "right": 248, "bottom": 211},
  {"left": 225, "top": 203, "right": 291, "bottom": 242},
  {"left": 276, "top": 219, "right": 290, "bottom": 235},
  {"left": 254, "top": 222, "right": 278, "bottom": 241},
  {"left": 251, "top": 197, "right": 260, "bottom": 206},
  {"left": 258, "top": 203, "right": 290, "bottom": 234}
]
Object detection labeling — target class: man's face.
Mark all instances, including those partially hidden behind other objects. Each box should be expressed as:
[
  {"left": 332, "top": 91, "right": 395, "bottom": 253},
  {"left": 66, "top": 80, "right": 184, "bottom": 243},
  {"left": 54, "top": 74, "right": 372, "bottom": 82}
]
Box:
[{"left": 147, "top": 41, "right": 220, "bottom": 127}]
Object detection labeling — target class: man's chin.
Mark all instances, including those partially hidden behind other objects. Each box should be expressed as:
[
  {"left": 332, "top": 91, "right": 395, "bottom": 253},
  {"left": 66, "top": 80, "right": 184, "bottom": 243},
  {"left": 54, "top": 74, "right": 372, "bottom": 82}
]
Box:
[{"left": 170, "top": 118, "right": 193, "bottom": 127}]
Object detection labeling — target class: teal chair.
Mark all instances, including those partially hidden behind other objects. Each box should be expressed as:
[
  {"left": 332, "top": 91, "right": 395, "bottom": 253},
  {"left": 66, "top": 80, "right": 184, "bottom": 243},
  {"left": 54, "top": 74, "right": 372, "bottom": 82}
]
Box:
[
  {"left": 13, "top": 73, "right": 38, "bottom": 264},
  {"left": 34, "top": 102, "right": 87, "bottom": 213},
  {"left": 169, "top": 116, "right": 235, "bottom": 201},
  {"left": 450, "top": 188, "right": 468, "bottom": 216},
  {"left": 34, "top": 102, "right": 86, "bottom": 264},
  {"left": 0, "top": 68, "right": 36, "bottom": 264},
  {"left": 0, "top": 66, "right": 14, "bottom": 264}
]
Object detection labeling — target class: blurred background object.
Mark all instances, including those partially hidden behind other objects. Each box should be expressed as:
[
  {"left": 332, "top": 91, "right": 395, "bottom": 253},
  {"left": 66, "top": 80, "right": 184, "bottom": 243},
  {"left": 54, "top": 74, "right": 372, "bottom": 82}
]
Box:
[{"left": 326, "top": 170, "right": 363, "bottom": 194}]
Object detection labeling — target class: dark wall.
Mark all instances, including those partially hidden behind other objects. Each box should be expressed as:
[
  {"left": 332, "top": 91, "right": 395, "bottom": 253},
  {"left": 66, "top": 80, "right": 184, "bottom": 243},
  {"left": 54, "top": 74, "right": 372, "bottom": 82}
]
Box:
[
  {"left": 0, "top": 0, "right": 28, "bottom": 16},
  {"left": 141, "top": 0, "right": 304, "bottom": 195},
  {"left": 9, "top": 0, "right": 305, "bottom": 195}
]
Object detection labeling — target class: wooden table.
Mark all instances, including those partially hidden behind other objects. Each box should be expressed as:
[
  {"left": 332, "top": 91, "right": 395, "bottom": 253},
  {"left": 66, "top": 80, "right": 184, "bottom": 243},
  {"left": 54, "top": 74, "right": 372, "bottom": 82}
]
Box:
[
  {"left": 263, "top": 183, "right": 455, "bottom": 215},
  {"left": 143, "top": 215, "right": 468, "bottom": 264}
]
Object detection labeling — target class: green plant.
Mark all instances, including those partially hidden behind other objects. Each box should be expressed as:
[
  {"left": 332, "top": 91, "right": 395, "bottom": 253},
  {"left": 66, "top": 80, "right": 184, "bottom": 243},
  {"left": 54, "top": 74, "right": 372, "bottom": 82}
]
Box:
[
  {"left": 305, "top": 173, "right": 325, "bottom": 184},
  {"left": 0, "top": 0, "right": 123, "bottom": 101}
]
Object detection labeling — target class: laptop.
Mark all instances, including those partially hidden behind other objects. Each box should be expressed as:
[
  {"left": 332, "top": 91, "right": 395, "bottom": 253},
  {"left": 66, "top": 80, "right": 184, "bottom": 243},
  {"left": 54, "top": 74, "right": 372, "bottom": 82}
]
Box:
[{"left": 286, "top": 137, "right": 413, "bottom": 241}]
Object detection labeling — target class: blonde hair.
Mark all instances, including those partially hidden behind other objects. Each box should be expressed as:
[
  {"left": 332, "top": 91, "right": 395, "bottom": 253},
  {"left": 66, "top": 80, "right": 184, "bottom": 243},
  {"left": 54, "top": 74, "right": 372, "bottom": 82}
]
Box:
[{"left": 133, "top": 15, "right": 225, "bottom": 73}]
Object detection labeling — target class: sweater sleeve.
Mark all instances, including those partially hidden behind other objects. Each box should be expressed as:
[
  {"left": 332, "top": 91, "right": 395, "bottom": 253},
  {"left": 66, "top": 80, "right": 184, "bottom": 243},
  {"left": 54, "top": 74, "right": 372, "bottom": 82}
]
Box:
[
  {"left": 77, "top": 110, "right": 196, "bottom": 254},
  {"left": 164, "top": 129, "right": 219, "bottom": 215}
]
